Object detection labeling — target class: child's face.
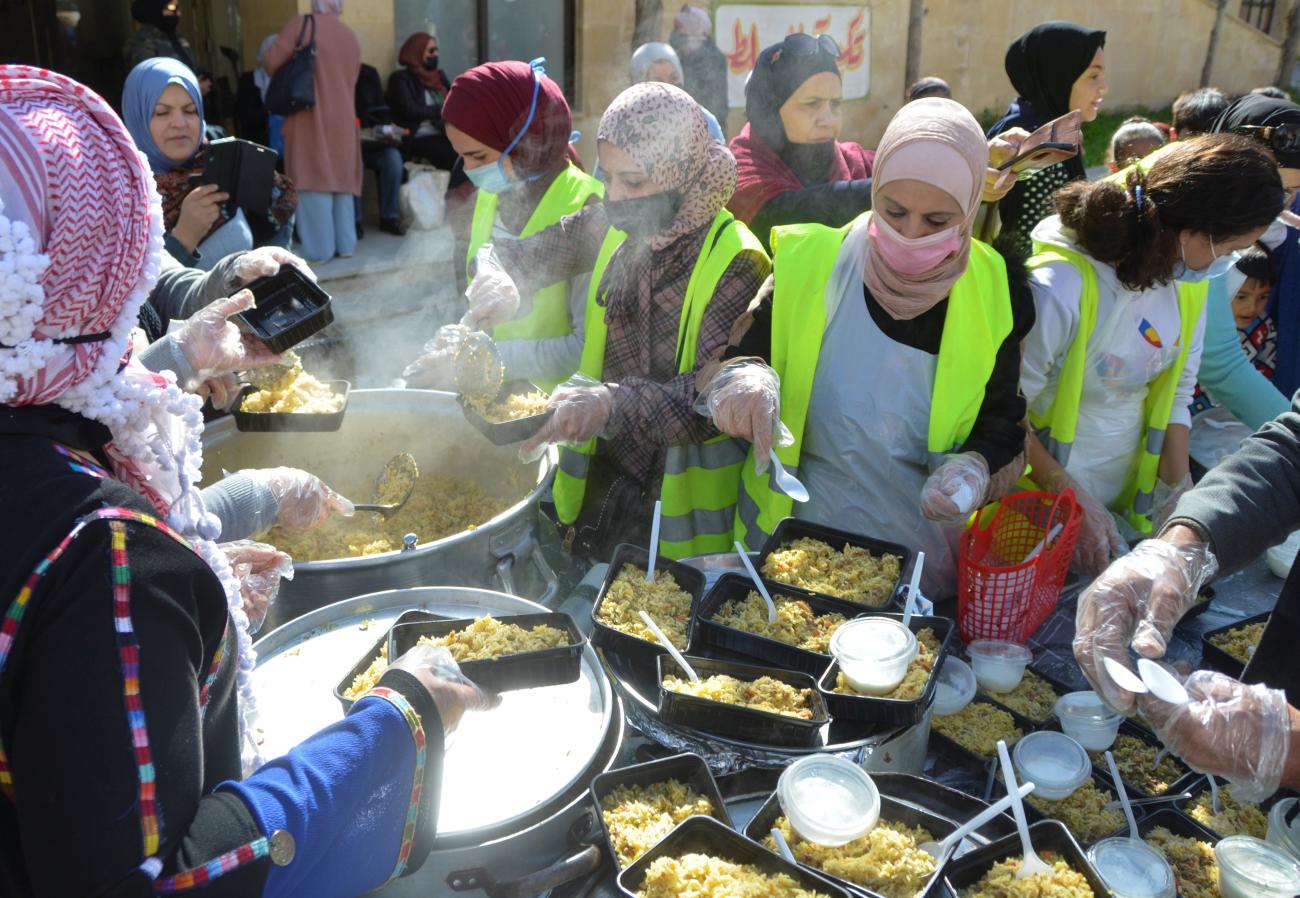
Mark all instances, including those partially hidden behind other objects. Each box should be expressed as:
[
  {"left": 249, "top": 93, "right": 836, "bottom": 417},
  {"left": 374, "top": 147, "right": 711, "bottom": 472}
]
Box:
[{"left": 1232, "top": 276, "right": 1272, "bottom": 328}]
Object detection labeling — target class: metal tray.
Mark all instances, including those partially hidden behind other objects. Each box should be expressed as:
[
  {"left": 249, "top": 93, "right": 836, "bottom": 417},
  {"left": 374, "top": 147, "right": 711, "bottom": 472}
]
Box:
[
  {"left": 695, "top": 572, "right": 867, "bottom": 676},
  {"left": 332, "top": 609, "right": 444, "bottom": 712},
  {"left": 458, "top": 379, "right": 554, "bottom": 446},
  {"left": 590, "top": 752, "right": 733, "bottom": 872},
  {"left": 592, "top": 544, "right": 707, "bottom": 676},
  {"left": 756, "top": 517, "right": 913, "bottom": 610},
  {"left": 234, "top": 264, "right": 334, "bottom": 353},
  {"left": 1200, "top": 610, "right": 1270, "bottom": 679},
  {"left": 233, "top": 379, "right": 350, "bottom": 432},
  {"left": 942, "top": 819, "right": 1114, "bottom": 898},
  {"left": 388, "top": 612, "right": 584, "bottom": 693}
]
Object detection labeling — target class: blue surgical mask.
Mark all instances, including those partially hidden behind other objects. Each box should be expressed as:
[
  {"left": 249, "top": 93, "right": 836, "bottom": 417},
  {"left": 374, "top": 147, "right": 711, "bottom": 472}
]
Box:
[
  {"left": 1173, "top": 235, "right": 1239, "bottom": 283},
  {"left": 465, "top": 159, "right": 521, "bottom": 194}
]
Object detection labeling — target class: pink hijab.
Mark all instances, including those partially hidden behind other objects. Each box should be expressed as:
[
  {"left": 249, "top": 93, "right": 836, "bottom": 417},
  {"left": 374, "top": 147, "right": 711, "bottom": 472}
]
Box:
[{"left": 862, "top": 98, "right": 987, "bottom": 320}]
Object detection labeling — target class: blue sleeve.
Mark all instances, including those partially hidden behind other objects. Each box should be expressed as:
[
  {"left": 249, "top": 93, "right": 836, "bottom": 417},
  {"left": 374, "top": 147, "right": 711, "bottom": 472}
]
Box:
[
  {"left": 218, "top": 683, "right": 442, "bottom": 898},
  {"left": 1195, "top": 275, "right": 1290, "bottom": 431},
  {"left": 165, "top": 231, "right": 200, "bottom": 268}
]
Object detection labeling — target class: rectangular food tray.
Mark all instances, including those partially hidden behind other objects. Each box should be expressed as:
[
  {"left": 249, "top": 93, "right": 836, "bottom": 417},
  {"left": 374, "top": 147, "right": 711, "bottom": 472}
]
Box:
[
  {"left": 590, "top": 752, "right": 733, "bottom": 872},
  {"left": 694, "top": 571, "right": 869, "bottom": 676},
  {"left": 388, "top": 612, "right": 584, "bottom": 693},
  {"left": 232, "top": 379, "right": 350, "bottom": 432},
  {"left": 458, "top": 379, "right": 554, "bottom": 446},
  {"left": 971, "top": 664, "right": 1071, "bottom": 727},
  {"left": 616, "top": 814, "right": 853, "bottom": 898},
  {"left": 234, "top": 265, "right": 334, "bottom": 353},
  {"left": 1086, "top": 719, "right": 1196, "bottom": 799},
  {"left": 1173, "top": 775, "right": 1296, "bottom": 840},
  {"left": 657, "top": 654, "right": 829, "bottom": 748},
  {"left": 332, "top": 610, "right": 445, "bottom": 712},
  {"left": 1136, "top": 806, "right": 1222, "bottom": 843},
  {"left": 756, "top": 517, "right": 913, "bottom": 610},
  {"left": 1199, "top": 610, "right": 1271, "bottom": 679},
  {"left": 816, "top": 612, "right": 955, "bottom": 726},
  {"left": 942, "top": 819, "right": 1114, "bottom": 898},
  {"left": 994, "top": 769, "right": 1137, "bottom": 846},
  {"left": 591, "top": 543, "right": 707, "bottom": 675},
  {"left": 744, "top": 790, "right": 959, "bottom": 897},
  {"left": 928, "top": 698, "right": 1036, "bottom": 771}
]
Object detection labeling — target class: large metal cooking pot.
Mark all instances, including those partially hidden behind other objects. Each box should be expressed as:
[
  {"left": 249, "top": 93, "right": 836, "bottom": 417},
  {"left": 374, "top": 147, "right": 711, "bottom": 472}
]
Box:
[
  {"left": 252, "top": 586, "right": 624, "bottom": 897},
  {"left": 202, "top": 389, "right": 558, "bottom": 630}
]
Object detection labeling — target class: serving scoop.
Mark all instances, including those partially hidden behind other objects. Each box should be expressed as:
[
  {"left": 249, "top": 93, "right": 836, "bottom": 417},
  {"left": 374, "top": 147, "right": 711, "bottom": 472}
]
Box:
[{"left": 353, "top": 453, "right": 419, "bottom": 518}]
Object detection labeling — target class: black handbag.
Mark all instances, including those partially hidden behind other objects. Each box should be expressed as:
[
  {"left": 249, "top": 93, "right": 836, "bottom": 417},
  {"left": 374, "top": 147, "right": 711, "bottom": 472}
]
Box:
[{"left": 265, "top": 15, "right": 316, "bottom": 116}]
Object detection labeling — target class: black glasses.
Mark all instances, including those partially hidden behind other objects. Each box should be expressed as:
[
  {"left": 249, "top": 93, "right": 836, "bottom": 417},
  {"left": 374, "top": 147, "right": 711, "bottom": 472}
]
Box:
[
  {"left": 1234, "top": 123, "right": 1300, "bottom": 155},
  {"left": 773, "top": 32, "right": 840, "bottom": 64}
]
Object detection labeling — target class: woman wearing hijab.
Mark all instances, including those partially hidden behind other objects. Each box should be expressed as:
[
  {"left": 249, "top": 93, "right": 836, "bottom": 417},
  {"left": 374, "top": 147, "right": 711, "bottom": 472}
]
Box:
[
  {"left": 387, "top": 31, "right": 457, "bottom": 171},
  {"left": 0, "top": 65, "right": 495, "bottom": 898},
  {"left": 405, "top": 60, "right": 601, "bottom": 391},
  {"left": 124, "top": 0, "right": 194, "bottom": 71},
  {"left": 123, "top": 58, "right": 298, "bottom": 270},
  {"left": 705, "top": 99, "right": 1035, "bottom": 597},
  {"left": 1022, "top": 136, "right": 1283, "bottom": 575},
  {"left": 670, "top": 5, "right": 729, "bottom": 127},
  {"left": 631, "top": 42, "right": 725, "bottom": 144},
  {"left": 988, "top": 21, "right": 1108, "bottom": 258},
  {"left": 265, "top": 0, "right": 362, "bottom": 264}
]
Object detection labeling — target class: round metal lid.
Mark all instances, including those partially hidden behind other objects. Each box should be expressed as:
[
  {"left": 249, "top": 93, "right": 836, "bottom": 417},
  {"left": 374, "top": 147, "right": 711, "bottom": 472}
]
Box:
[{"left": 250, "top": 586, "right": 613, "bottom": 842}]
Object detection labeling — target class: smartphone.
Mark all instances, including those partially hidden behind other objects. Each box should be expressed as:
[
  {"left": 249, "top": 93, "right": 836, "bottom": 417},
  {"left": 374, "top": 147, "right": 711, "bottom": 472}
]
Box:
[{"left": 997, "top": 141, "right": 1079, "bottom": 174}]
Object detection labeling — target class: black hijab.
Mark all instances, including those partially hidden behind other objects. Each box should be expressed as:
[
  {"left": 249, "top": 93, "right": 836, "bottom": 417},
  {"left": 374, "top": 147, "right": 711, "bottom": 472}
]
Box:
[
  {"left": 1213, "top": 94, "right": 1300, "bottom": 168},
  {"left": 744, "top": 40, "right": 843, "bottom": 183},
  {"left": 1004, "top": 21, "right": 1106, "bottom": 122},
  {"left": 131, "top": 0, "right": 178, "bottom": 32}
]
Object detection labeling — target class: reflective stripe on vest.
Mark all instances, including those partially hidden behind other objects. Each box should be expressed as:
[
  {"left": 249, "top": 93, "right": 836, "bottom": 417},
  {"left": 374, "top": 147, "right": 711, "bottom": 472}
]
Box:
[
  {"left": 468, "top": 164, "right": 603, "bottom": 389},
  {"left": 552, "top": 210, "right": 768, "bottom": 558},
  {"left": 737, "top": 212, "right": 1014, "bottom": 550},
  {"left": 1026, "top": 244, "right": 1208, "bottom": 534}
]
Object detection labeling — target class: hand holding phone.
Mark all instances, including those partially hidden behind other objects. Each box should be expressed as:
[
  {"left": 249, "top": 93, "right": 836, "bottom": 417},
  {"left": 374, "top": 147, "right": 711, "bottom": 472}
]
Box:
[{"left": 994, "top": 110, "right": 1083, "bottom": 173}]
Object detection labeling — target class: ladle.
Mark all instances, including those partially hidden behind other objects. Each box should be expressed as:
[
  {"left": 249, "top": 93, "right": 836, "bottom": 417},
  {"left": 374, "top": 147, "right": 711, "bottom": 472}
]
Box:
[
  {"left": 454, "top": 329, "right": 505, "bottom": 404},
  {"left": 639, "top": 611, "right": 698, "bottom": 682},
  {"left": 919, "top": 782, "right": 1035, "bottom": 860},
  {"left": 997, "top": 739, "right": 1053, "bottom": 879},
  {"left": 767, "top": 449, "right": 809, "bottom": 503},
  {"left": 353, "top": 453, "right": 419, "bottom": 518},
  {"left": 735, "top": 540, "right": 777, "bottom": 623}
]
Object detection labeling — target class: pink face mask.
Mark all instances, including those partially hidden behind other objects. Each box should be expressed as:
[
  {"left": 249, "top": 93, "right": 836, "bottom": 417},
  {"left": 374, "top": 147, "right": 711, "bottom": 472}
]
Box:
[{"left": 868, "top": 213, "right": 961, "bottom": 276}]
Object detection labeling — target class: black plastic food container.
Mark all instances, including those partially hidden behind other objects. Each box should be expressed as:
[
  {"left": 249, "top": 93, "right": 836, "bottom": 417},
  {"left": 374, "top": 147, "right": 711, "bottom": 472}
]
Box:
[
  {"left": 1200, "top": 611, "right": 1270, "bottom": 679},
  {"left": 1085, "top": 719, "right": 1195, "bottom": 799},
  {"left": 233, "top": 379, "right": 350, "bottom": 432},
  {"left": 757, "top": 517, "right": 913, "bottom": 609},
  {"left": 333, "top": 609, "right": 445, "bottom": 712},
  {"left": 591, "top": 543, "right": 707, "bottom": 675},
  {"left": 458, "top": 379, "right": 554, "bottom": 446},
  {"left": 942, "top": 819, "right": 1115, "bottom": 898},
  {"left": 234, "top": 265, "right": 334, "bottom": 353}
]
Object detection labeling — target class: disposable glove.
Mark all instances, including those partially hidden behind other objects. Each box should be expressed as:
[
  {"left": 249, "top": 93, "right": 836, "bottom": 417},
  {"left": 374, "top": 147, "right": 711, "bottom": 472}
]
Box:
[
  {"left": 921, "top": 451, "right": 990, "bottom": 523},
  {"left": 696, "top": 361, "right": 793, "bottom": 474},
  {"left": 244, "top": 467, "right": 355, "bottom": 536},
  {"left": 232, "top": 245, "right": 316, "bottom": 287},
  {"left": 519, "top": 374, "right": 614, "bottom": 461},
  {"left": 389, "top": 644, "right": 502, "bottom": 735},
  {"left": 220, "top": 540, "right": 293, "bottom": 635},
  {"left": 1151, "top": 472, "right": 1193, "bottom": 533},
  {"left": 171, "top": 290, "right": 283, "bottom": 390},
  {"left": 463, "top": 245, "right": 521, "bottom": 329}
]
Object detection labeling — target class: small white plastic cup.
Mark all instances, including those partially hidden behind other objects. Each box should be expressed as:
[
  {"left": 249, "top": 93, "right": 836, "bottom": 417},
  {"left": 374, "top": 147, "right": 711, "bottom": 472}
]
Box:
[
  {"left": 967, "top": 639, "right": 1033, "bottom": 693},
  {"left": 1088, "top": 837, "right": 1176, "bottom": 898},
  {"left": 830, "top": 618, "right": 918, "bottom": 696},
  {"left": 1012, "top": 730, "right": 1091, "bottom": 800},
  {"left": 1055, "top": 691, "right": 1123, "bottom": 751},
  {"left": 776, "top": 754, "right": 881, "bottom": 846},
  {"left": 933, "top": 656, "right": 977, "bottom": 717},
  {"left": 1266, "top": 798, "right": 1300, "bottom": 863},
  {"left": 1215, "top": 836, "right": 1300, "bottom": 898}
]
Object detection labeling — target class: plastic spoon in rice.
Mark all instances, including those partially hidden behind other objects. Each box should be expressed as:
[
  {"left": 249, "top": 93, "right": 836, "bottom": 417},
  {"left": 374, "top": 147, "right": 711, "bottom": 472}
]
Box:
[
  {"left": 1207, "top": 776, "right": 1225, "bottom": 815},
  {"left": 1104, "top": 750, "right": 1140, "bottom": 839},
  {"left": 645, "top": 500, "right": 662, "bottom": 583},
  {"left": 1104, "top": 791, "right": 1193, "bottom": 812},
  {"left": 639, "top": 610, "right": 698, "bottom": 682},
  {"left": 770, "top": 828, "right": 797, "bottom": 864},
  {"left": 996, "top": 739, "right": 1053, "bottom": 879},
  {"left": 919, "top": 782, "right": 1036, "bottom": 860},
  {"left": 901, "top": 551, "right": 926, "bottom": 629},
  {"left": 735, "top": 540, "right": 777, "bottom": 624}
]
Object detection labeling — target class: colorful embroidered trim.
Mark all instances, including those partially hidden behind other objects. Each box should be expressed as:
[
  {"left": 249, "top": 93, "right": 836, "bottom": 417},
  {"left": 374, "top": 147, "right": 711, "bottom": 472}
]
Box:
[
  {"left": 198, "top": 624, "right": 228, "bottom": 715},
  {"left": 53, "top": 441, "right": 109, "bottom": 479},
  {"left": 360, "top": 686, "right": 428, "bottom": 885},
  {"left": 152, "top": 837, "right": 269, "bottom": 894}
]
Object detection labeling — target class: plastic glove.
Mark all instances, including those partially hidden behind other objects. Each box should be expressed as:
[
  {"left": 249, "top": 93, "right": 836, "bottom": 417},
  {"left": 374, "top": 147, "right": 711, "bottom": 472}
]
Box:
[
  {"left": 1151, "top": 472, "right": 1193, "bottom": 533},
  {"left": 1041, "top": 470, "right": 1127, "bottom": 576},
  {"left": 1138, "top": 669, "right": 1291, "bottom": 802},
  {"left": 519, "top": 374, "right": 614, "bottom": 461},
  {"left": 921, "top": 452, "right": 990, "bottom": 523},
  {"left": 244, "top": 467, "right": 356, "bottom": 536},
  {"left": 196, "top": 373, "right": 241, "bottom": 411},
  {"left": 220, "top": 540, "right": 293, "bottom": 635},
  {"left": 983, "top": 127, "right": 1030, "bottom": 202},
  {"left": 232, "top": 245, "right": 316, "bottom": 287},
  {"left": 402, "top": 324, "right": 471, "bottom": 390},
  {"left": 389, "top": 643, "right": 502, "bottom": 735},
  {"left": 172, "top": 290, "right": 284, "bottom": 390},
  {"left": 1073, "top": 537, "right": 1217, "bottom": 714},
  {"left": 463, "top": 245, "right": 521, "bottom": 330},
  {"left": 695, "top": 361, "right": 793, "bottom": 474}
]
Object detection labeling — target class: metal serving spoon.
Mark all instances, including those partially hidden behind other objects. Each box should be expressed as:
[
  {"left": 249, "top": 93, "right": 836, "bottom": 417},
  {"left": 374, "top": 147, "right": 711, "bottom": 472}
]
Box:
[{"left": 354, "top": 453, "right": 419, "bottom": 518}]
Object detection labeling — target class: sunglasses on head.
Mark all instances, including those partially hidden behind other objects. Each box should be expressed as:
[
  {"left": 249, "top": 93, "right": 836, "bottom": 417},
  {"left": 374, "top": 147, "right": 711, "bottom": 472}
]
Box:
[
  {"left": 1234, "top": 123, "right": 1300, "bottom": 156},
  {"left": 771, "top": 31, "right": 840, "bottom": 65}
]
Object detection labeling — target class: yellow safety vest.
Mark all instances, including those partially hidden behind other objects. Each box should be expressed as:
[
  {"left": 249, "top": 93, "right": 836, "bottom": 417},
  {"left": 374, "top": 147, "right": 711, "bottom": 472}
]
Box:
[
  {"left": 552, "top": 210, "right": 768, "bottom": 559},
  {"left": 736, "top": 213, "right": 1015, "bottom": 550},
  {"left": 1026, "top": 244, "right": 1207, "bottom": 534},
  {"left": 468, "top": 163, "right": 604, "bottom": 390}
]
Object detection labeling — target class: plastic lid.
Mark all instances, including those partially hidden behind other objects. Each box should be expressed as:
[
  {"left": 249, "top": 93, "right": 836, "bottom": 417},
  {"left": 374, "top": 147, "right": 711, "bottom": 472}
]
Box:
[
  {"left": 830, "top": 618, "right": 917, "bottom": 665},
  {"left": 1216, "top": 836, "right": 1300, "bottom": 892},
  {"left": 967, "top": 639, "right": 1033, "bottom": 664},
  {"left": 1056, "top": 690, "right": 1122, "bottom": 723},
  {"left": 1013, "top": 731, "right": 1091, "bottom": 793},
  {"left": 776, "top": 754, "right": 881, "bottom": 847},
  {"left": 1088, "top": 837, "right": 1176, "bottom": 898},
  {"left": 933, "top": 656, "right": 977, "bottom": 716}
]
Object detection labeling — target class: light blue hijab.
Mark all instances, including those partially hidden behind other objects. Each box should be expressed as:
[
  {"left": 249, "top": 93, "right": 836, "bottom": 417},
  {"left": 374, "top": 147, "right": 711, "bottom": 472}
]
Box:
[{"left": 122, "top": 57, "right": 203, "bottom": 173}]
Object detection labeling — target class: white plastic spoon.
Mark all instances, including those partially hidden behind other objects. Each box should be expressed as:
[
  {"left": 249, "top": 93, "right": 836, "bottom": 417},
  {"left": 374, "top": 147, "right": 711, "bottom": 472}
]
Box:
[
  {"left": 735, "top": 540, "right": 777, "bottom": 624},
  {"left": 1103, "top": 791, "right": 1193, "bottom": 812},
  {"left": 997, "top": 739, "right": 1053, "bottom": 879},
  {"left": 1023, "top": 522, "right": 1065, "bottom": 563},
  {"left": 645, "top": 500, "right": 662, "bottom": 583},
  {"left": 1104, "top": 750, "right": 1140, "bottom": 839},
  {"left": 1103, "top": 656, "right": 1149, "bottom": 696},
  {"left": 639, "top": 610, "right": 699, "bottom": 682},
  {"left": 901, "top": 551, "right": 926, "bottom": 629},
  {"left": 1208, "top": 776, "right": 1224, "bottom": 815},
  {"left": 768, "top": 449, "right": 810, "bottom": 503},
  {"left": 919, "top": 782, "right": 1036, "bottom": 860},
  {"left": 1137, "top": 658, "right": 1190, "bottom": 706},
  {"left": 771, "top": 827, "right": 797, "bottom": 864}
]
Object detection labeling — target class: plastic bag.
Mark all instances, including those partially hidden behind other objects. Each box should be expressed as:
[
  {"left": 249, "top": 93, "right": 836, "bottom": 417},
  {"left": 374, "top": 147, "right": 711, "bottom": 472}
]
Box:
[{"left": 399, "top": 163, "right": 449, "bottom": 231}]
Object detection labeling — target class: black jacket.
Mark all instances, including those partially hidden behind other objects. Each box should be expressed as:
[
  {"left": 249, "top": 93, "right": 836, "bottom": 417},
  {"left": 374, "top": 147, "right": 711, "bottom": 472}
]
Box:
[
  {"left": 356, "top": 63, "right": 393, "bottom": 127},
  {"left": 385, "top": 68, "right": 448, "bottom": 134}
]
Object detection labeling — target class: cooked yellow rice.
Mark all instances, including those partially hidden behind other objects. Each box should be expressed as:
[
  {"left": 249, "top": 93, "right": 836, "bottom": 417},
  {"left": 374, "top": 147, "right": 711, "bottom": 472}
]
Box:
[
  {"left": 239, "top": 363, "right": 344, "bottom": 413},
  {"left": 1208, "top": 620, "right": 1268, "bottom": 665},
  {"left": 600, "top": 779, "right": 715, "bottom": 869},
  {"left": 636, "top": 853, "right": 834, "bottom": 898},
  {"left": 984, "top": 669, "right": 1059, "bottom": 721},
  {"left": 833, "top": 628, "right": 941, "bottom": 701},
  {"left": 1187, "top": 783, "right": 1268, "bottom": 838},
  {"left": 764, "top": 816, "right": 935, "bottom": 898},
  {"left": 372, "top": 454, "right": 418, "bottom": 506},
  {"left": 597, "top": 564, "right": 693, "bottom": 650},
  {"left": 663, "top": 673, "right": 816, "bottom": 719},
  {"left": 1088, "top": 734, "right": 1188, "bottom": 795},
  {"left": 342, "top": 643, "right": 388, "bottom": 700},
  {"left": 711, "top": 591, "right": 848, "bottom": 653},
  {"left": 961, "top": 854, "right": 1094, "bottom": 898},
  {"left": 467, "top": 388, "right": 549, "bottom": 423},
  {"left": 1027, "top": 779, "right": 1125, "bottom": 843},
  {"left": 931, "top": 701, "right": 1022, "bottom": 757},
  {"left": 1145, "top": 826, "right": 1219, "bottom": 898},
  {"left": 762, "top": 537, "right": 900, "bottom": 606}
]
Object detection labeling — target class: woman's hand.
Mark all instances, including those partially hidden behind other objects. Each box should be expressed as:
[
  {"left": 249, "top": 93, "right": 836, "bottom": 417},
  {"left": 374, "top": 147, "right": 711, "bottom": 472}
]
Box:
[
  {"left": 519, "top": 381, "right": 615, "bottom": 459},
  {"left": 921, "top": 452, "right": 990, "bottom": 523},
  {"left": 389, "top": 644, "right": 501, "bottom": 735},
  {"left": 243, "top": 467, "right": 355, "bottom": 535},
  {"left": 232, "top": 246, "right": 316, "bottom": 287},
  {"left": 983, "top": 128, "right": 1030, "bottom": 203},
  {"left": 172, "top": 183, "right": 229, "bottom": 253},
  {"left": 172, "top": 290, "right": 284, "bottom": 389},
  {"left": 220, "top": 540, "right": 293, "bottom": 635},
  {"left": 697, "top": 361, "right": 788, "bottom": 473}
]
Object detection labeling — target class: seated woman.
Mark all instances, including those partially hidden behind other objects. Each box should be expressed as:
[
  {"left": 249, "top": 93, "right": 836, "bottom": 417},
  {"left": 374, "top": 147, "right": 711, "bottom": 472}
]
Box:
[
  {"left": 387, "top": 30, "right": 457, "bottom": 171},
  {"left": 0, "top": 65, "right": 494, "bottom": 897},
  {"left": 705, "top": 98, "right": 1035, "bottom": 598},
  {"left": 1021, "top": 135, "right": 1283, "bottom": 575},
  {"left": 124, "top": 57, "right": 297, "bottom": 270}
]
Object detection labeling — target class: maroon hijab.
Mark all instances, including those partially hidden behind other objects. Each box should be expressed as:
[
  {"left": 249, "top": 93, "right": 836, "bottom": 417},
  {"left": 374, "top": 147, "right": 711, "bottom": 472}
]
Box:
[{"left": 728, "top": 122, "right": 874, "bottom": 224}]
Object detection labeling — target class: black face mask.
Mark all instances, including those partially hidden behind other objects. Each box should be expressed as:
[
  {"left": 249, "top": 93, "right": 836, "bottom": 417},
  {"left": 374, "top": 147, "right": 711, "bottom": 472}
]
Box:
[
  {"left": 781, "top": 140, "right": 836, "bottom": 185},
  {"left": 603, "top": 191, "right": 683, "bottom": 240},
  {"left": 424, "top": 55, "right": 439, "bottom": 71}
]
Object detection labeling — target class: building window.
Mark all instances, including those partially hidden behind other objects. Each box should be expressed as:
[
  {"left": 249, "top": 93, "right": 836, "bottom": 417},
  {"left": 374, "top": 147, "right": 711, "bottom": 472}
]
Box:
[{"left": 1240, "top": 0, "right": 1278, "bottom": 33}]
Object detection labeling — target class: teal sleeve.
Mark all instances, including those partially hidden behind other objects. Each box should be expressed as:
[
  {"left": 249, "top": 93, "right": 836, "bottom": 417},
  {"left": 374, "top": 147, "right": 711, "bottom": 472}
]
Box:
[{"left": 1195, "top": 275, "right": 1289, "bottom": 431}]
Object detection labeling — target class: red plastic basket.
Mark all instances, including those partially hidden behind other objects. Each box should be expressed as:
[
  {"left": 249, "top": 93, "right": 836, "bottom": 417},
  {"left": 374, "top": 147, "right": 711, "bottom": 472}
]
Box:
[{"left": 957, "top": 489, "right": 1082, "bottom": 644}]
